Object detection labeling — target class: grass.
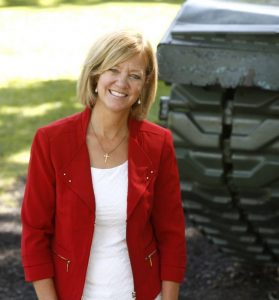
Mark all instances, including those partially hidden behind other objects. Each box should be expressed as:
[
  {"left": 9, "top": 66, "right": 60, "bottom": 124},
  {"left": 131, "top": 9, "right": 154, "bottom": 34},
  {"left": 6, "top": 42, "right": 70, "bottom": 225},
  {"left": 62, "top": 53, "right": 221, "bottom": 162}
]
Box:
[
  {"left": 0, "top": 2, "right": 181, "bottom": 83},
  {"left": 0, "top": 1, "right": 181, "bottom": 206},
  {"left": 0, "top": 79, "right": 170, "bottom": 193}
]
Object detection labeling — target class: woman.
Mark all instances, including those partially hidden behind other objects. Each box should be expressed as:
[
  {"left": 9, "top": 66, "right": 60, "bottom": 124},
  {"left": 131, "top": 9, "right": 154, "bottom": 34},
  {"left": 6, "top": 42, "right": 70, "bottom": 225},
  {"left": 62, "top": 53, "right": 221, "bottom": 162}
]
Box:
[{"left": 21, "top": 30, "right": 186, "bottom": 300}]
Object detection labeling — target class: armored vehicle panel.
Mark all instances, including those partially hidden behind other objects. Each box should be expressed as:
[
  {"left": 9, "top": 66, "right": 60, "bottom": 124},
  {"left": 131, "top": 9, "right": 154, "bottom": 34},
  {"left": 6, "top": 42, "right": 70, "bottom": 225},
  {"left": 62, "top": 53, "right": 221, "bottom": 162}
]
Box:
[
  {"left": 158, "top": 0, "right": 279, "bottom": 265},
  {"left": 158, "top": 0, "right": 279, "bottom": 90}
]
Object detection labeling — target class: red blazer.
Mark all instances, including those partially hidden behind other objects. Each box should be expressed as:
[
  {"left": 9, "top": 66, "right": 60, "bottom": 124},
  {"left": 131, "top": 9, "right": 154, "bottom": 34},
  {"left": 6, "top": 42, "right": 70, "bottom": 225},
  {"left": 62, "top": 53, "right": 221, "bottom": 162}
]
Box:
[{"left": 21, "top": 107, "right": 186, "bottom": 300}]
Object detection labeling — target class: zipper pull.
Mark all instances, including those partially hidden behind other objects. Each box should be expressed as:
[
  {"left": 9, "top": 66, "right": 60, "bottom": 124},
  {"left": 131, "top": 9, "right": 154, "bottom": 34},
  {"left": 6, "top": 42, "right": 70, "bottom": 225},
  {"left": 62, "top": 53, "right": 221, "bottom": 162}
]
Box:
[
  {"left": 145, "top": 249, "right": 157, "bottom": 267},
  {"left": 66, "top": 260, "right": 71, "bottom": 272},
  {"left": 148, "top": 256, "right": 153, "bottom": 267},
  {"left": 54, "top": 251, "right": 71, "bottom": 272}
]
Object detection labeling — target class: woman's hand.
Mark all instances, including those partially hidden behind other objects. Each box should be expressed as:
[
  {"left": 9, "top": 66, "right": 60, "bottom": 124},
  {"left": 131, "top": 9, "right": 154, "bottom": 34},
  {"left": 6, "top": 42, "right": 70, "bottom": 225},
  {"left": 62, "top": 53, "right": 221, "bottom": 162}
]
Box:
[
  {"left": 161, "top": 281, "right": 180, "bottom": 300},
  {"left": 33, "top": 278, "right": 58, "bottom": 300}
]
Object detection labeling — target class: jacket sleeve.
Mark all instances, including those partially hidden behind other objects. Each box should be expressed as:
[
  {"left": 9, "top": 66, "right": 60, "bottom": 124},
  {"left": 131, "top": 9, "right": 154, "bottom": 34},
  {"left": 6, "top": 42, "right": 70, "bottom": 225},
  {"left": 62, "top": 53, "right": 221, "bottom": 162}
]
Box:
[
  {"left": 151, "top": 129, "right": 187, "bottom": 283},
  {"left": 21, "top": 128, "right": 56, "bottom": 281}
]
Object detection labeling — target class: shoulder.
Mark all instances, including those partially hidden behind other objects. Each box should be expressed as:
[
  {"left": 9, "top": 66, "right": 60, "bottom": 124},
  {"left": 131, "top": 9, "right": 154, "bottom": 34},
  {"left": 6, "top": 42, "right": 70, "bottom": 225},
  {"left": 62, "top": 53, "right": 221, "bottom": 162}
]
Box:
[
  {"left": 134, "top": 119, "right": 171, "bottom": 139},
  {"left": 135, "top": 119, "right": 173, "bottom": 148},
  {"left": 131, "top": 119, "right": 174, "bottom": 159},
  {"left": 30, "top": 109, "right": 87, "bottom": 169},
  {"left": 36, "top": 110, "right": 84, "bottom": 141}
]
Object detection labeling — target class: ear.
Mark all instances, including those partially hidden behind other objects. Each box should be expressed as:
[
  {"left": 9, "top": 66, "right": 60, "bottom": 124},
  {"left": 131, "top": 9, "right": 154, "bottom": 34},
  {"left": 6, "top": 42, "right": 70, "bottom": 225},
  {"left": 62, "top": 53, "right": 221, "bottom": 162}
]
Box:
[{"left": 92, "top": 75, "right": 99, "bottom": 92}]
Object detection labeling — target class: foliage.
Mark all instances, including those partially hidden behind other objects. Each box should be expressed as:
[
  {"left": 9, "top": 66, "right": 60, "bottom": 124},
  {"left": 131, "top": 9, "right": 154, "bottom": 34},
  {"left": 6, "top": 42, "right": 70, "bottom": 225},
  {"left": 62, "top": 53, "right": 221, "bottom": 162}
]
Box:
[
  {"left": 0, "top": 1, "right": 178, "bottom": 205},
  {"left": 0, "top": 79, "right": 170, "bottom": 196}
]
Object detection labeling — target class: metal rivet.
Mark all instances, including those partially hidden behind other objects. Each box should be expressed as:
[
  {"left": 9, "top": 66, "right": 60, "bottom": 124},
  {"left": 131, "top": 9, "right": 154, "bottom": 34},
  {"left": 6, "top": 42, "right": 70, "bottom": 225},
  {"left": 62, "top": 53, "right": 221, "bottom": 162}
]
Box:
[
  {"left": 63, "top": 173, "right": 66, "bottom": 176},
  {"left": 150, "top": 170, "right": 154, "bottom": 174},
  {"left": 146, "top": 176, "right": 149, "bottom": 180},
  {"left": 68, "top": 179, "right": 72, "bottom": 183}
]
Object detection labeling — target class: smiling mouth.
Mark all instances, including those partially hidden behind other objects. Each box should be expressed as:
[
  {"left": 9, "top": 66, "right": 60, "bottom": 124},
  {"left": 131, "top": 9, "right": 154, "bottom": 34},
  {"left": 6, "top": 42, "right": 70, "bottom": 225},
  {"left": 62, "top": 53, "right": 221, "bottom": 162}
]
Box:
[{"left": 109, "top": 89, "right": 128, "bottom": 97}]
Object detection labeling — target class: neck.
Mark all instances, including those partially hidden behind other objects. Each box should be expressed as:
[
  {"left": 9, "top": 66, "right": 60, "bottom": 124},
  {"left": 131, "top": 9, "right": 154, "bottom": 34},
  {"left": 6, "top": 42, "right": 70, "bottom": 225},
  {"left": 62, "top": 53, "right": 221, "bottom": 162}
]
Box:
[{"left": 90, "top": 104, "right": 129, "bottom": 139}]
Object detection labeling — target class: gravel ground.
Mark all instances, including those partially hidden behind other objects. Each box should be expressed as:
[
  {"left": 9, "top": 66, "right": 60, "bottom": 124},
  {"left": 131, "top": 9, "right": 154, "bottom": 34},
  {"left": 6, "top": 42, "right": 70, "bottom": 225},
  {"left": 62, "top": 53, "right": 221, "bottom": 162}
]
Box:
[{"left": 1, "top": 181, "right": 279, "bottom": 300}]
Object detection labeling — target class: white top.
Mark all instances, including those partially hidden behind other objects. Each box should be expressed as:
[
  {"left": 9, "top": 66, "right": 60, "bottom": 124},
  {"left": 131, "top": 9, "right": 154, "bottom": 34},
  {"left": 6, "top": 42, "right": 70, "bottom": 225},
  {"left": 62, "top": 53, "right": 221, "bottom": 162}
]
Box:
[{"left": 82, "top": 161, "right": 161, "bottom": 300}]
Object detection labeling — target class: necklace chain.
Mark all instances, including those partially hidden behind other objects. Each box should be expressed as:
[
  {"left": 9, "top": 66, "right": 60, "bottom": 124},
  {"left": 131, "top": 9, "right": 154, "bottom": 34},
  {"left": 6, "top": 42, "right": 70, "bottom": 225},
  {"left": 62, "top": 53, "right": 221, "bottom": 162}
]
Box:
[{"left": 90, "top": 120, "right": 127, "bottom": 163}]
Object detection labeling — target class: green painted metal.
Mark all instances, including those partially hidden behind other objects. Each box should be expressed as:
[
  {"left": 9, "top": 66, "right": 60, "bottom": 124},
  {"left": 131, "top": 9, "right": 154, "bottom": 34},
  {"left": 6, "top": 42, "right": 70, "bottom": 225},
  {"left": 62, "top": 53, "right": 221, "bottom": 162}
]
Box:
[
  {"left": 158, "top": 0, "right": 279, "bottom": 265},
  {"left": 158, "top": 0, "right": 279, "bottom": 91}
]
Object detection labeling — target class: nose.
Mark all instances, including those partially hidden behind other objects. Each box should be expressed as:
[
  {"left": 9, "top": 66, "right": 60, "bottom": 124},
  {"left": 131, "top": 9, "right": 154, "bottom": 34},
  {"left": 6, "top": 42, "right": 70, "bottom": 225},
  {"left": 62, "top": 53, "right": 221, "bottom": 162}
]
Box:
[{"left": 115, "top": 73, "right": 129, "bottom": 88}]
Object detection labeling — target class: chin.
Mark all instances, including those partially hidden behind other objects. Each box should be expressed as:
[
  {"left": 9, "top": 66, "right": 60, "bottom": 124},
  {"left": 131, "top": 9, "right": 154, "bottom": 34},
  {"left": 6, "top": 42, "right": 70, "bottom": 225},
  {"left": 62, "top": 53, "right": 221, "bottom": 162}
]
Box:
[{"left": 106, "top": 104, "right": 130, "bottom": 114}]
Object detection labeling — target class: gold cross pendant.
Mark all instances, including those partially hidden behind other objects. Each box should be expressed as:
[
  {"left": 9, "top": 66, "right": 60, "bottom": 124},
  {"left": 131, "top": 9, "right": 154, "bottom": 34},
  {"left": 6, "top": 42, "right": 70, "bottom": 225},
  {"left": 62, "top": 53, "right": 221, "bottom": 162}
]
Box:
[{"left": 104, "top": 153, "right": 110, "bottom": 163}]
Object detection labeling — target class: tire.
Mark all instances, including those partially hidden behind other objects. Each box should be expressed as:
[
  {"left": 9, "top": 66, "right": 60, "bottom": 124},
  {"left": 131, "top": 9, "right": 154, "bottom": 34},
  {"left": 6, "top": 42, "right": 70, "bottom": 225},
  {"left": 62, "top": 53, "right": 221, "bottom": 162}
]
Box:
[{"left": 163, "top": 84, "right": 279, "bottom": 265}]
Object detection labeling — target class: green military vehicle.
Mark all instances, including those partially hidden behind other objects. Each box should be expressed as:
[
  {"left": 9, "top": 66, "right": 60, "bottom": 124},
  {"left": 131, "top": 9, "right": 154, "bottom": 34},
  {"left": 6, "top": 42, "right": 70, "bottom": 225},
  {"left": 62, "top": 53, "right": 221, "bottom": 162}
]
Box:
[{"left": 157, "top": 0, "right": 279, "bottom": 265}]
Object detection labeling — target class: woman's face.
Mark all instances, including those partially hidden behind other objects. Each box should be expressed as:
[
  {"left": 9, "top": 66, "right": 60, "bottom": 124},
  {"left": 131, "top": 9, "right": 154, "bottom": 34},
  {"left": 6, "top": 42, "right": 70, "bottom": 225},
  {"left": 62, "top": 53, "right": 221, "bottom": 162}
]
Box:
[{"left": 95, "top": 53, "right": 146, "bottom": 115}]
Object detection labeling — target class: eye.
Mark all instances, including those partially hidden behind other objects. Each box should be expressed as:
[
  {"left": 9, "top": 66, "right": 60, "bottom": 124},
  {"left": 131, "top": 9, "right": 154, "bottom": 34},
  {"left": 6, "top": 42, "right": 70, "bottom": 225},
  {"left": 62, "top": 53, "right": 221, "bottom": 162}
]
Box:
[
  {"left": 129, "top": 74, "right": 141, "bottom": 80},
  {"left": 109, "top": 68, "right": 118, "bottom": 73}
]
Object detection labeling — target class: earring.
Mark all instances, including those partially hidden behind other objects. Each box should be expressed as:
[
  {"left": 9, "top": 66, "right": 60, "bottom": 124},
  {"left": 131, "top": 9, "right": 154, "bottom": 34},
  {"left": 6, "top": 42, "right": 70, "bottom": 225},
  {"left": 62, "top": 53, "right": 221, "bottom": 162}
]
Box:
[
  {"left": 137, "top": 97, "right": 141, "bottom": 105},
  {"left": 95, "top": 87, "right": 98, "bottom": 93}
]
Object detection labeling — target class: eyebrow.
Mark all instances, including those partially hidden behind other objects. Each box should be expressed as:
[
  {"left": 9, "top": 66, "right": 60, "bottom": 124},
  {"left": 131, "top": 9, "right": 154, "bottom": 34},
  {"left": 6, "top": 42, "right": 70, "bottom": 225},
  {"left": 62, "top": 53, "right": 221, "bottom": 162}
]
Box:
[
  {"left": 130, "top": 69, "right": 144, "bottom": 73},
  {"left": 114, "top": 65, "right": 145, "bottom": 73}
]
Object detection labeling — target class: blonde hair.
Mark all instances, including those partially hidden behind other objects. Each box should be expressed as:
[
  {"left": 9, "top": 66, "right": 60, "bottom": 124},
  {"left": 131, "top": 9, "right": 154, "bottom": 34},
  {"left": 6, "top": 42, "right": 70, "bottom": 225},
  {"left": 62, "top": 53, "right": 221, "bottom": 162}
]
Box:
[{"left": 77, "top": 30, "right": 158, "bottom": 120}]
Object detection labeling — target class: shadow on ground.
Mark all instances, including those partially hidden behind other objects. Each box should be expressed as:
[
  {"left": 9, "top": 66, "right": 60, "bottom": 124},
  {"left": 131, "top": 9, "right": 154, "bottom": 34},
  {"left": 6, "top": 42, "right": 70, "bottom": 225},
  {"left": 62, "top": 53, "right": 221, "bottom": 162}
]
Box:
[
  {"left": 0, "top": 79, "right": 81, "bottom": 195},
  {"left": 0, "top": 195, "right": 279, "bottom": 300},
  {"left": 0, "top": 78, "right": 163, "bottom": 194},
  {"left": 1, "top": 78, "right": 279, "bottom": 299}
]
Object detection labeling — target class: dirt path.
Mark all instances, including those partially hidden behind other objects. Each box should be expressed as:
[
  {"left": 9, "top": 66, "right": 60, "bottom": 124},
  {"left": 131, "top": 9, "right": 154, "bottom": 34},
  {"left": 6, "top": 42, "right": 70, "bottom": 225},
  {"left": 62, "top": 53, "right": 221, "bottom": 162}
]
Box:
[{"left": 0, "top": 184, "right": 279, "bottom": 300}]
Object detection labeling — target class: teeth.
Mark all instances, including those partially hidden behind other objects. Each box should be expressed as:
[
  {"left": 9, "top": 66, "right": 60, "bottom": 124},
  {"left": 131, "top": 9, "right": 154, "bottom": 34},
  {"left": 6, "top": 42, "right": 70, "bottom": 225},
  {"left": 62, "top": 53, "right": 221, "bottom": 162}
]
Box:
[{"left": 110, "top": 90, "right": 127, "bottom": 97}]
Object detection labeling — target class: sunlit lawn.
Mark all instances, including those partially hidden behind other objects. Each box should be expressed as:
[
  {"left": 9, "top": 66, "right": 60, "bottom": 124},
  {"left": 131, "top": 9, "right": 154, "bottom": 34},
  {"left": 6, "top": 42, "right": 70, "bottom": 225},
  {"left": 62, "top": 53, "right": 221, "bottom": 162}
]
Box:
[{"left": 0, "top": 1, "right": 182, "bottom": 206}]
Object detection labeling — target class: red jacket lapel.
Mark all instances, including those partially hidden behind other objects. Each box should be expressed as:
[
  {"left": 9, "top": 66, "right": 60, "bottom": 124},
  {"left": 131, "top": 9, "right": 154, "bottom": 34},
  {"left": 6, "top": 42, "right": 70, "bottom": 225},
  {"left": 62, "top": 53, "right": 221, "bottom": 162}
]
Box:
[
  {"left": 127, "top": 125, "right": 154, "bottom": 219},
  {"left": 60, "top": 143, "right": 95, "bottom": 213},
  {"left": 58, "top": 108, "right": 95, "bottom": 212},
  {"left": 59, "top": 108, "right": 154, "bottom": 219}
]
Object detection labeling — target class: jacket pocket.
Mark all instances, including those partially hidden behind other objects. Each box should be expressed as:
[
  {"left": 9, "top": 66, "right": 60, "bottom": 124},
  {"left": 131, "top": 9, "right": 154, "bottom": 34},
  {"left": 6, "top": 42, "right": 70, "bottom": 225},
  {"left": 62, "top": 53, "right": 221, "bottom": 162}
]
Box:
[
  {"left": 52, "top": 243, "right": 71, "bottom": 273},
  {"left": 145, "top": 249, "right": 157, "bottom": 267},
  {"left": 144, "top": 238, "right": 159, "bottom": 268},
  {"left": 53, "top": 251, "right": 71, "bottom": 272}
]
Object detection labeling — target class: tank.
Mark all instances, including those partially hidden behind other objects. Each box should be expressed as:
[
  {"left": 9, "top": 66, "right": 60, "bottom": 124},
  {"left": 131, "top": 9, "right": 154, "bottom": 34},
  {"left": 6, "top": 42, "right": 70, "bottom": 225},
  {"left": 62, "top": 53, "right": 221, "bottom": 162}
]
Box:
[{"left": 157, "top": 0, "right": 279, "bottom": 265}]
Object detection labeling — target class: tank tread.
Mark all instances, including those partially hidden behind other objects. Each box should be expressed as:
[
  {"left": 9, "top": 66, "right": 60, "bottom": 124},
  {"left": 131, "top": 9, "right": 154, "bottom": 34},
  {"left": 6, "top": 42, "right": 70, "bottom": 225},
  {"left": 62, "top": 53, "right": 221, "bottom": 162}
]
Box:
[
  {"left": 166, "top": 84, "right": 279, "bottom": 265},
  {"left": 234, "top": 88, "right": 279, "bottom": 115},
  {"left": 176, "top": 149, "right": 223, "bottom": 186}
]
